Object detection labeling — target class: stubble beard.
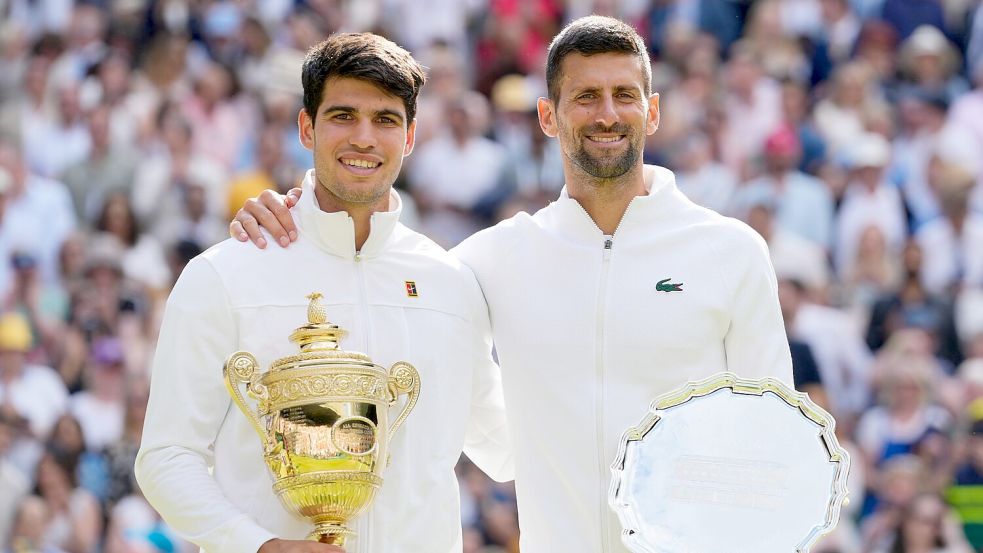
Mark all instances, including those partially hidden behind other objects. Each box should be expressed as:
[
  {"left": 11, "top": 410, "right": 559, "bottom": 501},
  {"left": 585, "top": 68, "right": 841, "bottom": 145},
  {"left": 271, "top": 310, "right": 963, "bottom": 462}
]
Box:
[
  {"left": 314, "top": 166, "right": 392, "bottom": 208},
  {"left": 566, "top": 123, "right": 640, "bottom": 180}
]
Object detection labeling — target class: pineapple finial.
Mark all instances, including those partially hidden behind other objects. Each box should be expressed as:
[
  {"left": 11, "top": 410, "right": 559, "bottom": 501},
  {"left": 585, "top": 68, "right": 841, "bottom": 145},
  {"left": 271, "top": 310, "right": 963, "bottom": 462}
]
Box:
[{"left": 306, "top": 292, "right": 327, "bottom": 325}]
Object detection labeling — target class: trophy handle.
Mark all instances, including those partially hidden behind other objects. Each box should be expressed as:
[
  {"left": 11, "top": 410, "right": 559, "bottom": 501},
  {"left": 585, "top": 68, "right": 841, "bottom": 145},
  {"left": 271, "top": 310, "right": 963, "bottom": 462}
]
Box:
[
  {"left": 223, "top": 351, "right": 269, "bottom": 444},
  {"left": 386, "top": 361, "right": 420, "bottom": 441}
]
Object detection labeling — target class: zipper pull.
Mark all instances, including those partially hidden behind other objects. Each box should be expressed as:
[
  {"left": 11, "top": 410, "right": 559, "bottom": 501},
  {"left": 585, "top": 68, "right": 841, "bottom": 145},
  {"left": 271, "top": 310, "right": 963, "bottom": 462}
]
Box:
[
  {"left": 603, "top": 238, "right": 613, "bottom": 250},
  {"left": 354, "top": 251, "right": 362, "bottom": 262}
]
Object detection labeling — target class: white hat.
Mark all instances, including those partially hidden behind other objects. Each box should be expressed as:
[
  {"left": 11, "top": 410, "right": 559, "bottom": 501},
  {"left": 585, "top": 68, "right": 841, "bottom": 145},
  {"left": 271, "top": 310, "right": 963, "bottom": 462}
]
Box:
[
  {"left": 900, "top": 25, "right": 959, "bottom": 77},
  {"left": 850, "top": 133, "right": 891, "bottom": 168}
]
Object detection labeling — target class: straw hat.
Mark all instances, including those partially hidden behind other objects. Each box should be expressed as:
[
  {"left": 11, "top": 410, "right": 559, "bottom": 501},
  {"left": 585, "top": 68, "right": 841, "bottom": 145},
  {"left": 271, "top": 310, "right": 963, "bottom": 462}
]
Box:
[{"left": 0, "top": 312, "right": 31, "bottom": 352}]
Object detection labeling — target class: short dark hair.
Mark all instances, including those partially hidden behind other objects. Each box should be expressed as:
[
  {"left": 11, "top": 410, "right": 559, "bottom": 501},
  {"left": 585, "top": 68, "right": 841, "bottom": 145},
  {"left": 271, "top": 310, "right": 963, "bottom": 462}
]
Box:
[
  {"left": 302, "top": 33, "right": 426, "bottom": 125},
  {"left": 545, "top": 16, "right": 651, "bottom": 102}
]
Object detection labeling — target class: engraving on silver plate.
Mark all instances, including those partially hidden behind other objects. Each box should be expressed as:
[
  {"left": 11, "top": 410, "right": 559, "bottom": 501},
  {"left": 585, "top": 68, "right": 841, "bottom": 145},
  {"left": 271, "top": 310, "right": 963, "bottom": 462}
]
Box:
[{"left": 668, "top": 455, "right": 789, "bottom": 511}]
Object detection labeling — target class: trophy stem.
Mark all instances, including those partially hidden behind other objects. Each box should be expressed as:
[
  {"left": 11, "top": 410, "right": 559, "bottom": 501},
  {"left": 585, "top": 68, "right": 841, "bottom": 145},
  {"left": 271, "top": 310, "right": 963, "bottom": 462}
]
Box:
[{"left": 310, "top": 523, "right": 354, "bottom": 547}]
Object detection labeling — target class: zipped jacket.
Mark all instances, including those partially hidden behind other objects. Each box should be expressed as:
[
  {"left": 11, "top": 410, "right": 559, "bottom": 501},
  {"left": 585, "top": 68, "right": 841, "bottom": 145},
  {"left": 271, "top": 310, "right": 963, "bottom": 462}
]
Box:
[
  {"left": 453, "top": 165, "right": 793, "bottom": 553},
  {"left": 136, "top": 172, "right": 513, "bottom": 553}
]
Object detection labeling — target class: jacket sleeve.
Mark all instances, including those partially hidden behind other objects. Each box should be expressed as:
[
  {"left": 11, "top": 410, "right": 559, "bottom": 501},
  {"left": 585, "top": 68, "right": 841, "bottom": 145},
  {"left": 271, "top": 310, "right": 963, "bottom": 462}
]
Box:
[
  {"left": 459, "top": 267, "right": 514, "bottom": 483},
  {"left": 719, "top": 226, "right": 794, "bottom": 387},
  {"left": 134, "top": 257, "right": 276, "bottom": 553}
]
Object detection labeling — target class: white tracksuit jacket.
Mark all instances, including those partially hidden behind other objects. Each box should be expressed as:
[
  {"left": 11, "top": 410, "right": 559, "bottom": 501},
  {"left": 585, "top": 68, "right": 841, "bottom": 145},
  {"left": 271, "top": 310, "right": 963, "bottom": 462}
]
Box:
[
  {"left": 135, "top": 173, "right": 513, "bottom": 553},
  {"left": 453, "top": 165, "right": 794, "bottom": 553}
]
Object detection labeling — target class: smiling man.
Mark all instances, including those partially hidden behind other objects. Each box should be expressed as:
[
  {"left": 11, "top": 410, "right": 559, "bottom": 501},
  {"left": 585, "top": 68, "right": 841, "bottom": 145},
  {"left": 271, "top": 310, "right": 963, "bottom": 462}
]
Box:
[
  {"left": 136, "top": 33, "right": 512, "bottom": 553},
  {"left": 233, "top": 17, "right": 793, "bottom": 553}
]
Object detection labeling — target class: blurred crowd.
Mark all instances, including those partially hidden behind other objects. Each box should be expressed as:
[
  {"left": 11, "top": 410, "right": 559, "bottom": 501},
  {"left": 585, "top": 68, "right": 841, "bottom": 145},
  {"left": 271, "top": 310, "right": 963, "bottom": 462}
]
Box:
[{"left": 2, "top": 0, "right": 983, "bottom": 552}]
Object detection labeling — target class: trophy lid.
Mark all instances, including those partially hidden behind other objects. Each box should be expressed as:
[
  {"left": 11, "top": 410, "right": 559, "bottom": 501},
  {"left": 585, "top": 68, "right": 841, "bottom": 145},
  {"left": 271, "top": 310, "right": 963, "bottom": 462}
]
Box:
[{"left": 271, "top": 293, "right": 371, "bottom": 371}]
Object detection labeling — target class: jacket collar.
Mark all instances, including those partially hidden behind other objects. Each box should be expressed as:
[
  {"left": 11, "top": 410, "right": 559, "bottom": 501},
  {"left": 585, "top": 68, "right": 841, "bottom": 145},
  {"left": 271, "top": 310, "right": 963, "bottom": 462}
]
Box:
[
  {"left": 296, "top": 170, "right": 403, "bottom": 259},
  {"left": 548, "top": 165, "right": 677, "bottom": 244}
]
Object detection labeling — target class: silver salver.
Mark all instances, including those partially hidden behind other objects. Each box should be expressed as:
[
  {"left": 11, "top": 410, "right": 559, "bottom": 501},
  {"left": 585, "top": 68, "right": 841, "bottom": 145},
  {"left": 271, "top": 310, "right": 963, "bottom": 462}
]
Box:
[{"left": 609, "top": 372, "right": 850, "bottom": 553}]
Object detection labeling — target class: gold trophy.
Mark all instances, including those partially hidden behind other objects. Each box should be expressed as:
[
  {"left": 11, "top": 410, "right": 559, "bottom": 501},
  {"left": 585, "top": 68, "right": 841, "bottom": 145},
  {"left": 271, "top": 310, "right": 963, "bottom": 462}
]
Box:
[{"left": 223, "top": 292, "right": 421, "bottom": 546}]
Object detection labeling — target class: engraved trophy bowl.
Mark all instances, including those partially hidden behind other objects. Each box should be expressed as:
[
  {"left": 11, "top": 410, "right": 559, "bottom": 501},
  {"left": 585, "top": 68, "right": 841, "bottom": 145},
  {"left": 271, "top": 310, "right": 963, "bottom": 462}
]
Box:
[{"left": 223, "top": 293, "right": 420, "bottom": 546}]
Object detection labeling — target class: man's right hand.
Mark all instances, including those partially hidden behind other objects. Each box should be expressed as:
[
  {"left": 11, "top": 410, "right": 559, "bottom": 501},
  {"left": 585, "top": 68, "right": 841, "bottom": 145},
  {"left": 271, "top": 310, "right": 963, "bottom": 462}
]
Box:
[
  {"left": 230, "top": 187, "right": 304, "bottom": 249},
  {"left": 257, "top": 538, "right": 345, "bottom": 553}
]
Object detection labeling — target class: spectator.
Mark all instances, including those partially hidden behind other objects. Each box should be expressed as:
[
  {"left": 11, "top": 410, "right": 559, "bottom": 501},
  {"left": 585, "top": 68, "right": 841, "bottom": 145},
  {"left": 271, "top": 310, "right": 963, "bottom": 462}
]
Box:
[
  {"left": 33, "top": 450, "right": 102, "bottom": 553},
  {"left": 816, "top": 0, "right": 863, "bottom": 68},
  {"left": 0, "top": 138, "right": 77, "bottom": 288},
  {"left": 0, "top": 312, "right": 68, "bottom": 476},
  {"left": 60, "top": 103, "right": 137, "bottom": 225},
  {"left": 779, "top": 277, "right": 872, "bottom": 420},
  {"left": 814, "top": 61, "right": 885, "bottom": 158},
  {"left": 21, "top": 80, "right": 90, "bottom": 179},
  {"left": 102, "top": 378, "right": 148, "bottom": 509},
  {"left": 748, "top": 198, "right": 830, "bottom": 294},
  {"left": 840, "top": 225, "right": 902, "bottom": 320},
  {"left": 871, "top": 492, "right": 973, "bottom": 553},
  {"left": 180, "top": 61, "right": 253, "bottom": 172},
  {"left": 835, "top": 132, "right": 907, "bottom": 278},
  {"left": 673, "top": 131, "right": 738, "bottom": 215},
  {"left": 863, "top": 455, "right": 930, "bottom": 550},
  {"left": 226, "top": 125, "right": 297, "bottom": 220},
  {"left": 780, "top": 79, "right": 827, "bottom": 175},
  {"left": 68, "top": 337, "right": 125, "bottom": 453},
  {"left": 719, "top": 41, "right": 783, "bottom": 178},
  {"left": 5, "top": 495, "right": 64, "bottom": 553},
  {"left": 85, "top": 50, "right": 147, "bottom": 148},
  {"left": 897, "top": 25, "right": 969, "bottom": 104},
  {"left": 131, "top": 104, "right": 226, "bottom": 246},
  {"left": 46, "top": 414, "right": 105, "bottom": 504},
  {"left": 856, "top": 350, "right": 952, "bottom": 485},
  {"left": 94, "top": 193, "right": 170, "bottom": 293},
  {"left": 732, "top": 124, "right": 835, "bottom": 249},
  {"left": 866, "top": 241, "right": 963, "bottom": 366},
  {"left": 915, "top": 163, "right": 983, "bottom": 295},
  {"left": 891, "top": 89, "right": 952, "bottom": 226},
  {"left": 946, "top": 60, "right": 983, "bottom": 192},
  {"left": 409, "top": 95, "right": 511, "bottom": 246}
]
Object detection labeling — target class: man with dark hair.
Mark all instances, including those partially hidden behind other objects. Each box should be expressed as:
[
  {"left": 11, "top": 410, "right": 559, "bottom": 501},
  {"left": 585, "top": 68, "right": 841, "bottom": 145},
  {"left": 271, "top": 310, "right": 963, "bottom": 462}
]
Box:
[
  {"left": 234, "top": 17, "right": 792, "bottom": 552},
  {"left": 544, "top": 15, "right": 652, "bottom": 103},
  {"left": 136, "top": 33, "right": 512, "bottom": 553}
]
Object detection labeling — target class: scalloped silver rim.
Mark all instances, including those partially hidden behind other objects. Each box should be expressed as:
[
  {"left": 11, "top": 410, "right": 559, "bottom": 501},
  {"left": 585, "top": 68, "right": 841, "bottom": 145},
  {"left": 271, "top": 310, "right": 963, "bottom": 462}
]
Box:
[{"left": 608, "top": 371, "right": 851, "bottom": 553}]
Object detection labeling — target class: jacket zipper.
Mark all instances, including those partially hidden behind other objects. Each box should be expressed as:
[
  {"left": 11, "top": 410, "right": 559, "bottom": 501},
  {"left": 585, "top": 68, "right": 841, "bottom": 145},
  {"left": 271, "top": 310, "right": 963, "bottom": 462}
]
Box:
[
  {"left": 596, "top": 236, "right": 613, "bottom": 552},
  {"left": 596, "top": 201, "right": 636, "bottom": 553},
  {"left": 354, "top": 250, "right": 372, "bottom": 553}
]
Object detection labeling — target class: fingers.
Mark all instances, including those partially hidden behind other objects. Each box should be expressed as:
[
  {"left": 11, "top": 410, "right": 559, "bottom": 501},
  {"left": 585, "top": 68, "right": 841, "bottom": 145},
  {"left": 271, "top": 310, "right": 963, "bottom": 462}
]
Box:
[
  {"left": 285, "top": 187, "right": 303, "bottom": 208},
  {"left": 235, "top": 206, "right": 267, "bottom": 249},
  {"left": 229, "top": 220, "right": 247, "bottom": 242},
  {"left": 258, "top": 190, "right": 298, "bottom": 246}
]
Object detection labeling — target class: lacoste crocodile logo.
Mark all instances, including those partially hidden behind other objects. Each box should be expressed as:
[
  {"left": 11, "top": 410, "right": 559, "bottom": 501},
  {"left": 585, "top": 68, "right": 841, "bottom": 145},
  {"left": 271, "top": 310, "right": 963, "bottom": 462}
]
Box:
[{"left": 656, "top": 278, "right": 683, "bottom": 293}]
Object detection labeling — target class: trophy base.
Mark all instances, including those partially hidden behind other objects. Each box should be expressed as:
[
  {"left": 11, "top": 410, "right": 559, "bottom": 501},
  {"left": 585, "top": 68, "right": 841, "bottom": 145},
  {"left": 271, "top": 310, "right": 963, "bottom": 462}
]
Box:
[{"left": 309, "top": 523, "right": 355, "bottom": 546}]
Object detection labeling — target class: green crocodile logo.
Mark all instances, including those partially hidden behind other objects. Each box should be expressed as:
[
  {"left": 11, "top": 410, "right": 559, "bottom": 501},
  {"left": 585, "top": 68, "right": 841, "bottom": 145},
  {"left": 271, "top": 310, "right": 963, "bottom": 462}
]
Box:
[{"left": 656, "top": 278, "right": 683, "bottom": 293}]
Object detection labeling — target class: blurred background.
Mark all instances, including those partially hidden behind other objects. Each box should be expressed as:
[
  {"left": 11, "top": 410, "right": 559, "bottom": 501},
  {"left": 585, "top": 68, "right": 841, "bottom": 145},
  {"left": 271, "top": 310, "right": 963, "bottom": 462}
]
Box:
[{"left": 1, "top": 0, "right": 983, "bottom": 552}]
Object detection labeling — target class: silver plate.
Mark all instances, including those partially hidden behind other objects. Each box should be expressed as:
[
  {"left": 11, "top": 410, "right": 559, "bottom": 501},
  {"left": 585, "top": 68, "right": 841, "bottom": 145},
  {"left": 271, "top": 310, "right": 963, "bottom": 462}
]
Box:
[{"left": 609, "top": 372, "right": 850, "bottom": 553}]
